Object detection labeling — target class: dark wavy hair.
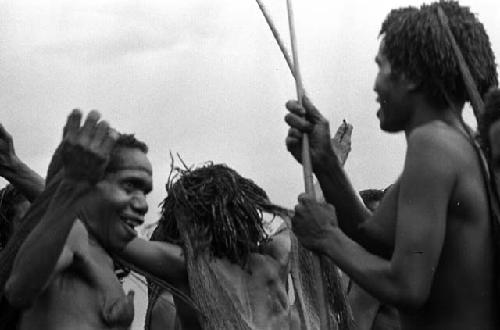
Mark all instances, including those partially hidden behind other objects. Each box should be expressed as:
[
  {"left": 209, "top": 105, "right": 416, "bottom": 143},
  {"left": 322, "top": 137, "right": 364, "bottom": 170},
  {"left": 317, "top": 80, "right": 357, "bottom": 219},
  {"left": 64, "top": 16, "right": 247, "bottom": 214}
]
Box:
[
  {"left": 155, "top": 163, "right": 287, "bottom": 269},
  {"left": 380, "top": 1, "right": 497, "bottom": 109}
]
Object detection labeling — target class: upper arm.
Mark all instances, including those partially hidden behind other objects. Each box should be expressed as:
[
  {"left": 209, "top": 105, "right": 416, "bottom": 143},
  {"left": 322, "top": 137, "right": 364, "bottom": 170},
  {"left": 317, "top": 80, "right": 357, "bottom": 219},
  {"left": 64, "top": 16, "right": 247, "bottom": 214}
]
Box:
[
  {"left": 5, "top": 233, "right": 75, "bottom": 308},
  {"left": 120, "top": 238, "right": 187, "bottom": 286},
  {"left": 391, "top": 128, "right": 457, "bottom": 305}
]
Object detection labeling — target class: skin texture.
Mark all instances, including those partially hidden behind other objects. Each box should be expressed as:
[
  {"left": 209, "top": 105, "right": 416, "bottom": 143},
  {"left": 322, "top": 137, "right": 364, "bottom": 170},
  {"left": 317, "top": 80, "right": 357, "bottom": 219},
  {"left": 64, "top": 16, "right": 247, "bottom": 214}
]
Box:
[
  {"left": 285, "top": 42, "right": 497, "bottom": 330},
  {"left": 118, "top": 212, "right": 295, "bottom": 330},
  {"left": 5, "top": 111, "right": 152, "bottom": 330}
]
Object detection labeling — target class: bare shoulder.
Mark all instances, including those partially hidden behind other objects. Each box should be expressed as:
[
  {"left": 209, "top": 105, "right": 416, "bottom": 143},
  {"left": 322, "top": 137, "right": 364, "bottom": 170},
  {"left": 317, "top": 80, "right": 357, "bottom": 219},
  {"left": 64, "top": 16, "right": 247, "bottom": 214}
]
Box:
[
  {"left": 408, "top": 121, "right": 473, "bottom": 157},
  {"left": 406, "top": 122, "right": 473, "bottom": 170},
  {"left": 261, "top": 222, "right": 291, "bottom": 269}
]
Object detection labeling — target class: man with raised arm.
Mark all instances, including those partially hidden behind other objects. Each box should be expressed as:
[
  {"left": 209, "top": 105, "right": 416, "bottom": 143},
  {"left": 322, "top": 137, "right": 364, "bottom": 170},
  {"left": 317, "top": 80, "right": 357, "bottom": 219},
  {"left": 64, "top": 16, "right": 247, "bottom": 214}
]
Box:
[
  {"left": 5, "top": 110, "right": 153, "bottom": 330},
  {"left": 285, "top": 2, "right": 498, "bottom": 329},
  {"left": 0, "top": 124, "right": 45, "bottom": 251}
]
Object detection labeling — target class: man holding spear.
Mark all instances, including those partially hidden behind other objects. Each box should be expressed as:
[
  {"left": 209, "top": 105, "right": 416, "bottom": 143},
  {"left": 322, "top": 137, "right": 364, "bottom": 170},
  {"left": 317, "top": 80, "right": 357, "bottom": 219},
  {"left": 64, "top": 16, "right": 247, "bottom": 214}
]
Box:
[{"left": 285, "top": 1, "right": 498, "bottom": 329}]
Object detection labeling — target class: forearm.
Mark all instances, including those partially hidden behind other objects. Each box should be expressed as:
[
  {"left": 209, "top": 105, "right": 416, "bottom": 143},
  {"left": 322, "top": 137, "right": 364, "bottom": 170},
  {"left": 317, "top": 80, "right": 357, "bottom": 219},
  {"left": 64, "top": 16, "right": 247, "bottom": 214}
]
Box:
[
  {"left": 2, "top": 156, "right": 45, "bottom": 202},
  {"left": 118, "top": 238, "right": 187, "bottom": 285},
  {"left": 314, "top": 154, "right": 370, "bottom": 236},
  {"left": 6, "top": 179, "right": 90, "bottom": 306},
  {"left": 315, "top": 154, "right": 394, "bottom": 256},
  {"left": 320, "top": 228, "right": 422, "bottom": 309}
]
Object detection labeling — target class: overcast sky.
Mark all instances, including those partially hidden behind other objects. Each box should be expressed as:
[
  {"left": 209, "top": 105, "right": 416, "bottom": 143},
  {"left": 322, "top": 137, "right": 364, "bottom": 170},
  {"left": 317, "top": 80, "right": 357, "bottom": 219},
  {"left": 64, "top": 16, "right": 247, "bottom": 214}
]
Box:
[{"left": 1, "top": 1, "right": 499, "bottom": 328}]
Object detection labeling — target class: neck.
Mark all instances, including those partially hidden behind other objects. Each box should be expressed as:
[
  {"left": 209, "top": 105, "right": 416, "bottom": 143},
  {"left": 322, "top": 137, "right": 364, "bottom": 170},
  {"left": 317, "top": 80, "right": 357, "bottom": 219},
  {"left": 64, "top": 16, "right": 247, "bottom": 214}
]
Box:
[{"left": 404, "top": 97, "right": 465, "bottom": 139}]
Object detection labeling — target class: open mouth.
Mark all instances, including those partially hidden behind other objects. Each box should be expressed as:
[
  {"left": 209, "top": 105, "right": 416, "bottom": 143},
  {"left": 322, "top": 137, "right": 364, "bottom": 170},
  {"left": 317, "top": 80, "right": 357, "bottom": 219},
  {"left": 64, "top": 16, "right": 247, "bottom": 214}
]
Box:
[{"left": 120, "top": 215, "right": 143, "bottom": 231}]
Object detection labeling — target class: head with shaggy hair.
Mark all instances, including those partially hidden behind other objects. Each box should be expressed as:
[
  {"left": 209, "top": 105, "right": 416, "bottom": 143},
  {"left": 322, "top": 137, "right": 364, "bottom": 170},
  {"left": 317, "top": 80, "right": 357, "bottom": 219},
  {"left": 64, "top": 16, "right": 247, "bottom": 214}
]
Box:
[
  {"left": 156, "top": 163, "right": 287, "bottom": 268},
  {"left": 379, "top": 1, "right": 497, "bottom": 109}
]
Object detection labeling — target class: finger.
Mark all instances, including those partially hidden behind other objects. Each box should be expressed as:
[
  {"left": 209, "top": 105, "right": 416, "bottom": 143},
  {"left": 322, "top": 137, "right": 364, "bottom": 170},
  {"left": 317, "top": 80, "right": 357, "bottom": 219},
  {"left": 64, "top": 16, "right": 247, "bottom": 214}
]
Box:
[
  {"left": 288, "top": 127, "right": 303, "bottom": 140},
  {"left": 285, "top": 113, "right": 313, "bottom": 133},
  {"left": 285, "top": 136, "right": 302, "bottom": 158},
  {"left": 293, "top": 204, "right": 303, "bottom": 218},
  {"left": 100, "top": 127, "right": 119, "bottom": 155},
  {"left": 91, "top": 120, "right": 109, "bottom": 148},
  {"left": 80, "top": 110, "right": 101, "bottom": 141},
  {"left": 297, "top": 192, "right": 315, "bottom": 205},
  {"left": 63, "top": 109, "right": 82, "bottom": 140},
  {"left": 286, "top": 100, "right": 306, "bottom": 116},
  {"left": 302, "top": 95, "right": 324, "bottom": 122},
  {"left": 0, "top": 124, "right": 12, "bottom": 142},
  {"left": 325, "top": 202, "right": 336, "bottom": 212},
  {"left": 344, "top": 122, "right": 354, "bottom": 138},
  {"left": 332, "top": 122, "right": 346, "bottom": 141}
]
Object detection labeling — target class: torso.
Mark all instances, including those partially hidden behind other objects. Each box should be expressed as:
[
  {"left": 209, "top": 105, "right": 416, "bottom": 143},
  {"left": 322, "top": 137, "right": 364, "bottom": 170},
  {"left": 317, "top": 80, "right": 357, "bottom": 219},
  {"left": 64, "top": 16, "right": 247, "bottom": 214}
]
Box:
[
  {"left": 171, "top": 227, "right": 295, "bottom": 330},
  {"left": 377, "top": 122, "right": 497, "bottom": 330},
  {"left": 18, "top": 220, "right": 134, "bottom": 330}
]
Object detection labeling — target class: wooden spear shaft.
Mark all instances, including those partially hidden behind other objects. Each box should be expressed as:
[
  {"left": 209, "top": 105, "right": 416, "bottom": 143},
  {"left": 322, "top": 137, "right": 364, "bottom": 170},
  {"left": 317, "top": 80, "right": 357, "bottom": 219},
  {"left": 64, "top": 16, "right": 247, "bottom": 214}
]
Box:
[
  {"left": 254, "top": 0, "right": 295, "bottom": 78},
  {"left": 286, "top": 0, "right": 316, "bottom": 197},
  {"left": 286, "top": 1, "right": 328, "bottom": 329}
]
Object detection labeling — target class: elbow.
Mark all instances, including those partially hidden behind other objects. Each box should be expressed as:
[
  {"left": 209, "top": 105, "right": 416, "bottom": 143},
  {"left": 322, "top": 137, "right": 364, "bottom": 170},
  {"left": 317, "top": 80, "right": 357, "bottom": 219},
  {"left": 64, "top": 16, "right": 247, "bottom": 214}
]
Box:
[
  {"left": 4, "top": 276, "right": 36, "bottom": 309},
  {"left": 392, "top": 282, "right": 430, "bottom": 311}
]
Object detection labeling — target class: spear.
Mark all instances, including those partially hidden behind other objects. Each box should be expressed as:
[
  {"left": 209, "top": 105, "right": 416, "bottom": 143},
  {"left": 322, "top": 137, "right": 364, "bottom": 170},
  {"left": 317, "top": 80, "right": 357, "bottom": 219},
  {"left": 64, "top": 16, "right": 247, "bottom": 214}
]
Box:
[
  {"left": 286, "top": 0, "right": 315, "bottom": 197},
  {"left": 286, "top": 1, "right": 328, "bottom": 329}
]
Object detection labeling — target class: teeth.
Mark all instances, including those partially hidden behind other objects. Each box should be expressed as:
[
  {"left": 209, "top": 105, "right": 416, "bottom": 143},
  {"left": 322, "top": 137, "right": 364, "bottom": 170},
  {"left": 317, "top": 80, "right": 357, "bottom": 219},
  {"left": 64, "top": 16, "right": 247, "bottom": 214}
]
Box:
[{"left": 121, "top": 217, "right": 138, "bottom": 228}]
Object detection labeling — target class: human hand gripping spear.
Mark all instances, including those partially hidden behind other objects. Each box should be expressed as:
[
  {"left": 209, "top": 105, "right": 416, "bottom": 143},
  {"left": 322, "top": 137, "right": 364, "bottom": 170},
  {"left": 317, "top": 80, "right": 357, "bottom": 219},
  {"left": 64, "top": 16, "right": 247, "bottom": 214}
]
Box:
[
  {"left": 285, "top": 2, "right": 330, "bottom": 329},
  {"left": 254, "top": 1, "right": 343, "bottom": 329}
]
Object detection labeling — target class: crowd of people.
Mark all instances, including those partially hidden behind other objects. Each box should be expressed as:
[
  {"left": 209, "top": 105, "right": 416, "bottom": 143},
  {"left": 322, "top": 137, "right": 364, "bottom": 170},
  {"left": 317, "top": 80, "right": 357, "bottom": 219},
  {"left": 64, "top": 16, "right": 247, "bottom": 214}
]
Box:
[{"left": 1, "top": 1, "right": 500, "bottom": 329}]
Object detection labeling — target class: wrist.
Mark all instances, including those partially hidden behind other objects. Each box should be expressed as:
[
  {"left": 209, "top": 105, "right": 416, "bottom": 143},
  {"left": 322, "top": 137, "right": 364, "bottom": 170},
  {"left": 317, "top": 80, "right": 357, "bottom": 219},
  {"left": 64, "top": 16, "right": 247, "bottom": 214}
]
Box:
[
  {"left": 1, "top": 155, "right": 23, "bottom": 177},
  {"left": 315, "top": 226, "right": 340, "bottom": 253},
  {"left": 314, "top": 148, "right": 341, "bottom": 174}
]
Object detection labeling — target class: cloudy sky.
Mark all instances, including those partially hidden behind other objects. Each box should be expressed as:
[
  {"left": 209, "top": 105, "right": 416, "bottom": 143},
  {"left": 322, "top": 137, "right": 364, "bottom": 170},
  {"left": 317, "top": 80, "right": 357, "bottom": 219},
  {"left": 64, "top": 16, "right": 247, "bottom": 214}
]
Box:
[{"left": 1, "top": 0, "right": 499, "bottom": 328}]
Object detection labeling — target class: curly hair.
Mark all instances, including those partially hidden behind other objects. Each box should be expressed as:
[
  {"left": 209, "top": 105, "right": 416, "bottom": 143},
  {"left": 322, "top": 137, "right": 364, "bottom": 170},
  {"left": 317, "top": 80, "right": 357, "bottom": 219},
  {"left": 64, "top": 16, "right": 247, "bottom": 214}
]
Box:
[
  {"left": 105, "top": 133, "right": 149, "bottom": 173},
  {"left": 479, "top": 88, "right": 500, "bottom": 155},
  {"left": 380, "top": 1, "right": 497, "bottom": 109},
  {"left": 47, "top": 133, "right": 149, "bottom": 181},
  {"left": 156, "top": 163, "right": 287, "bottom": 269}
]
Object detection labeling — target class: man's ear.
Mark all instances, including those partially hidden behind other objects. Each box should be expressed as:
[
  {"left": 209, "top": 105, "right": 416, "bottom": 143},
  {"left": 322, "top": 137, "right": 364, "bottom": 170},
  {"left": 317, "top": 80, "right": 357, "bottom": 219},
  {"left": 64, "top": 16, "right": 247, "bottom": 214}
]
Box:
[{"left": 400, "top": 73, "right": 421, "bottom": 92}]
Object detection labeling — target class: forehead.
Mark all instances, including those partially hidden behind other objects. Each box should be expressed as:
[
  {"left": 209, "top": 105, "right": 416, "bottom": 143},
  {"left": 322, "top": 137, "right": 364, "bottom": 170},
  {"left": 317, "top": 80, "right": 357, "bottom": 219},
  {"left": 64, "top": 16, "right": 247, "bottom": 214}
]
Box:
[
  {"left": 108, "top": 148, "right": 152, "bottom": 178},
  {"left": 375, "top": 39, "right": 389, "bottom": 64}
]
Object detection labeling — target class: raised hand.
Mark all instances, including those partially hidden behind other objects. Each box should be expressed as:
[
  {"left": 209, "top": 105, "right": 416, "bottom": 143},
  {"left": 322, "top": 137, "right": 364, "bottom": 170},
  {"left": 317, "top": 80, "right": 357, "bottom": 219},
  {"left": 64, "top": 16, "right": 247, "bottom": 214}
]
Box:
[
  {"left": 284, "top": 96, "right": 337, "bottom": 172},
  {"left": 61, "top": 110, "right": 118, "bottom": 184},
  {"left": 0, "top": 124, "right": 19, "bottom": 175},
  {"left": 331, "top": 120, "right": 353, "bottom": 167}
]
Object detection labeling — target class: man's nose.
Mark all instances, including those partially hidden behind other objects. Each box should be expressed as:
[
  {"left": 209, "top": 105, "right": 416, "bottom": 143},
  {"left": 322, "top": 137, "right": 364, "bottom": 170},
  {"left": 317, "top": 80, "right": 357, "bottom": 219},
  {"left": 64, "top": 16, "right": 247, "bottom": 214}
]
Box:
[{"left": 131, "top": 194, "right": 148, "bottom": 216}]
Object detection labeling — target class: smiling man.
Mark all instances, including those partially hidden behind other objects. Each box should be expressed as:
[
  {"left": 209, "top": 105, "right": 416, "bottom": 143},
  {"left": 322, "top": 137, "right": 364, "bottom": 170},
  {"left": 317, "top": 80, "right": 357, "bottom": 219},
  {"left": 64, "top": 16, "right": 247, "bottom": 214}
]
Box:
[
  {"left": 284, "top": 2, "right": 498, "bottom": 330},
  {"left": 5, "top": 110, "right": 152, "bottom": 330}
]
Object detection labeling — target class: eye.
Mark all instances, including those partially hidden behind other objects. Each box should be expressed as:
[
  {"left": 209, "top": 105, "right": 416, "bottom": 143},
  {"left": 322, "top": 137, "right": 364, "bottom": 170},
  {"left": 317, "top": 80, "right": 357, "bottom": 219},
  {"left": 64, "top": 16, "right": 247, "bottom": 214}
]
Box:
[{"left": 121, "top": 181, "right": 135, "bottom": 193}]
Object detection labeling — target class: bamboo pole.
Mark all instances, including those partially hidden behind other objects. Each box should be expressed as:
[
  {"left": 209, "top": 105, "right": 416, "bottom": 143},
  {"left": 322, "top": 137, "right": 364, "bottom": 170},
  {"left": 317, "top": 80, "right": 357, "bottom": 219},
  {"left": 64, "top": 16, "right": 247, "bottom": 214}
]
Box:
[
  {"left": 286, "top": 0, "right": 316, "bottom": 197},
  {"left": 254, "top": 0, "right": 295, "bottom": 78},
  {"left": 286, "top": 1, "right": 328, "bottom": 329}
]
